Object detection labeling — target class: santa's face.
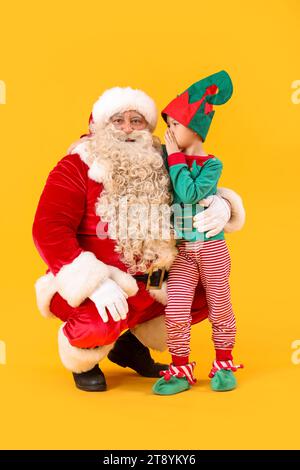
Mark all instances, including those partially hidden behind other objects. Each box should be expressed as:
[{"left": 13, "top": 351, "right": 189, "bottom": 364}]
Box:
[{"left": 110, "top": 110, "right": 148, "bottom": 142}]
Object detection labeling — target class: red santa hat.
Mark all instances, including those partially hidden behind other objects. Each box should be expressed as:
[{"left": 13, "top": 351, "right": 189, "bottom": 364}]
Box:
[{"left": 89, "top": 87, "right": 158, "bottom": 132}]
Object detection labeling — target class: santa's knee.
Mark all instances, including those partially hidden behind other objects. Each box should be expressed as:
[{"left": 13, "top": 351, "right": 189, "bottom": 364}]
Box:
[
  {"left": 58, "top": 323, "right": 115, "bottom": 373},
  {"left": 65, "top": 305, "right": 124, "bottom": 347},
  {"left": 131, "top": 315, "right": 168, "bottom": 352},
  {"left": 70, "top": 322, "right": 105, "bottom": 349}
]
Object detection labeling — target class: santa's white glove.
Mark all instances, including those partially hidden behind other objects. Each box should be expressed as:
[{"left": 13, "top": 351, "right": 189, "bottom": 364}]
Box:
[
  {"left": 89, "top": 278, "right": 129, "bottom": 323},
  {"left": 193, "top": 194, "right": 231, "bottom": 238}
]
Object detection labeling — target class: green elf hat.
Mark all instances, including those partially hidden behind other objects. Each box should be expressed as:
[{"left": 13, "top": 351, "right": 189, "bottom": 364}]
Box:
[{"left": 161, "top": 70, "right": 233, "bottom": 141}]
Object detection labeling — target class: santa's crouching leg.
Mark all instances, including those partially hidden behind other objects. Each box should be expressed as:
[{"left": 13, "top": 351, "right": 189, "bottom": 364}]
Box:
[
  {"left": 58, "top": 324, "right": 114, "bottom": 392},
  {"left": 107, "top": 286, "right": 169, "bottom": 377},
  {"left": 130, "top": 315, "right": 167, "bottom": 352},
  {"left": 107, "top": 316, "right": 168, "bottom": 377},
  {"left": 108, "top": 315, "right": 167, "bottom": 378},
  {"left": 58, "top": 324, "right": 114, "bottom": 373},
  {"left": 43, "top": 287, "right": 122, "bottom": 392}
]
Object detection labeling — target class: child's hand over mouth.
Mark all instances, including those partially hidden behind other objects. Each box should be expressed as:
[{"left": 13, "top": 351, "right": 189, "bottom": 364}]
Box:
[{"left": 165, "top": 128, "right": 181, "bottom": 155}]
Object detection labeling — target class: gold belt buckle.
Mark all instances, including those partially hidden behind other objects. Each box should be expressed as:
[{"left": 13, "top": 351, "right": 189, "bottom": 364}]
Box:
[{"left": 146, "top": 267, "right": 166, "bottom": 290}]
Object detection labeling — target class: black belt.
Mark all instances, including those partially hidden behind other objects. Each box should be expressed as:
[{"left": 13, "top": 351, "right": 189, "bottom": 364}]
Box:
[{"left": 134, "top": 268, "right": 168, "bottom": 290}]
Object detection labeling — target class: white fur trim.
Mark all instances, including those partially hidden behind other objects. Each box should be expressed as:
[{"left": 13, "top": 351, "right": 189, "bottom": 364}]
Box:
[
  {"left": 87, "top": 160, "right": 107, "bottom": 184},
  {"left": 71, "top": 143, "right": 108, "bottom": 184},
  {"left": 70, "top": 141, "right": 90, "bottom": 164},
  {"left": 35, "top": 272, "right": 57, "bottom": 318},
  {"left": 148, "top": 281, "right": 168, "bottom": 305},
  {"left": 217, "top": 187, "right": 246, "bottom": 233},
  {"left": 108, "top": 265, "right": 139, "bottom": 297},
  {"left": 35, "top": 262, "right": 138, "bottom": 317},
  {"left": 131, "top": 315, "right": 167, "bottom": 352},
  {"left": 92, "top": 87, "right": 158, "bottom": 131},
  {"left": 58, "top": 324, "right": 114, "bottom": 373},
  {"left": 55, "top": 251, "right": 110, "bottom": 308}
]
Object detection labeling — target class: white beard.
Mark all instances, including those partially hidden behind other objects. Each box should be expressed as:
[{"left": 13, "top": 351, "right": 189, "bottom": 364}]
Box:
[{"left": 85, "top": 123, "right": 178, "bottom": 274}]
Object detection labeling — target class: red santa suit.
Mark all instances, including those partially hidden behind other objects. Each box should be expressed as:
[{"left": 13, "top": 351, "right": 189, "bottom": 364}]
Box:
[{"left": 32, "top": 87, "right": 245, "bottom": 373}]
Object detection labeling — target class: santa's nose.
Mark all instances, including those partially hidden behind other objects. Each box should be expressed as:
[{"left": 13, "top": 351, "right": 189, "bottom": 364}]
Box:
[{"left": 123, "top": 125, "right": 133, "bottom": 134}]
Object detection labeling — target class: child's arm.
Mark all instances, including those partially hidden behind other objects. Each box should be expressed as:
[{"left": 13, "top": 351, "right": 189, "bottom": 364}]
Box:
[{"left": 168, "top": 152, "right": 223, "bottom": 205}]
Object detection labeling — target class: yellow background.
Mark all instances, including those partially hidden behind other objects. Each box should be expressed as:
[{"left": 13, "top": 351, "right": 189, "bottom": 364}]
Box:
[{"left": 0, "top": 0, "right": 300, "bottom": 450}]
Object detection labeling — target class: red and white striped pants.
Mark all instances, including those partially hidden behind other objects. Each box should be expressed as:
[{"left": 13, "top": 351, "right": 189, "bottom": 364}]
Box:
[{"left": 165, "top": 239, "right": 236, "bottom": 358}]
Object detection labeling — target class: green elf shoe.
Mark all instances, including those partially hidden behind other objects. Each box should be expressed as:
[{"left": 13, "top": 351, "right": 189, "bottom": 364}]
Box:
[
  {"left": 210, "top": 369, "right": 237, "bottom": 392},
  {"left": 152, "top": 376, "right": 190, "bottom": 395}
]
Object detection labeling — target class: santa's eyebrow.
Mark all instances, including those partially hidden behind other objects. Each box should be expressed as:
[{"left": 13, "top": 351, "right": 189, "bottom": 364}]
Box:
[
  {"left": 111, "top": 112, "right": 143, "bottom": 119},
  {"left": 111, "top": 113, "right": 124, "bottom": 119},
  {"left": 130, "top": 113, "right": 144, "bottom": 119}
]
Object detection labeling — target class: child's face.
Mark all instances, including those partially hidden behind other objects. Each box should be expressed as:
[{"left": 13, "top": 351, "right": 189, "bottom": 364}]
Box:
[{"left": 166, "top": 116, "right": 201, "bottom": 150}]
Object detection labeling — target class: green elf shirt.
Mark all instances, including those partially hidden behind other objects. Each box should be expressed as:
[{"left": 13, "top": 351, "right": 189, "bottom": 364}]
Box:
[{"left": 161, "top": 145, "right": 224, "bottom": 243}]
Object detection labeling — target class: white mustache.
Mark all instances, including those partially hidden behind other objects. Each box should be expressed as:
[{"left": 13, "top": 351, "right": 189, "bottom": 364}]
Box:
[{"left": 105, "top": 123, "right": 151, "bottom": 143}]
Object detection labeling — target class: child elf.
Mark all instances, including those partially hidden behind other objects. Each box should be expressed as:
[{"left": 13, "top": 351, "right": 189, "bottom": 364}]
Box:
[{"left": 153, "top": 70, "right": 243, "bottom": 395}]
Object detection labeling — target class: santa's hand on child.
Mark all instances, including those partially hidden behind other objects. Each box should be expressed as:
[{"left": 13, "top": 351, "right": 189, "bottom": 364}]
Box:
[{"left": 193, "top": 194, "right": 231, "bottom": 238}]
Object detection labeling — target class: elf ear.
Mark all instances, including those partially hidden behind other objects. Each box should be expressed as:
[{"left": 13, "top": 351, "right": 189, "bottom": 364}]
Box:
[{"left": 206, "top": 70, "right": 233, "bottom": 106}]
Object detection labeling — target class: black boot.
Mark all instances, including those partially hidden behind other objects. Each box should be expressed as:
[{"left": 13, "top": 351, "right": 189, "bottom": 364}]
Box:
[
  {"left": 72, "top": 364, "right": 107, "bottom": 392},
  {"left": 108, "top": 330, "right": 168, "bottom": 378}
]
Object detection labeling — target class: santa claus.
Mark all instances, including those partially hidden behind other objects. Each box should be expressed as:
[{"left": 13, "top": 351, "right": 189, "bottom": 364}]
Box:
[{"left": 32, "top": 86, "right": 245, "bottom": 391}]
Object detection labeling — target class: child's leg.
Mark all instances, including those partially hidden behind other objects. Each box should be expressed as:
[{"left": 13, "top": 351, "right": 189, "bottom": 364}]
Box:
[
  {"left": 198, "top": 240, "right": 236, "bottom": 357},
  {"left": 165, "top": 246, "right": 199, "bottom": 365},
  {"left": 197, "top": 240, "right": 243, "bottom": 391},
  {"left": 152, "top": 246, "right": 199, "bottom": 394}
]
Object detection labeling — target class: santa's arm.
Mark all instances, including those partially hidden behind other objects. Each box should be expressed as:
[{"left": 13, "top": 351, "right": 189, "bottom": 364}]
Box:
[
  {"left": 217, "top": 187, "right": 246, "bottom": 232},
  {"left": 32, "top": 154, "right": 110, "bottom": 307},
  {"left": 193, "top": 187, "right": 245, "bottom": 236}
]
